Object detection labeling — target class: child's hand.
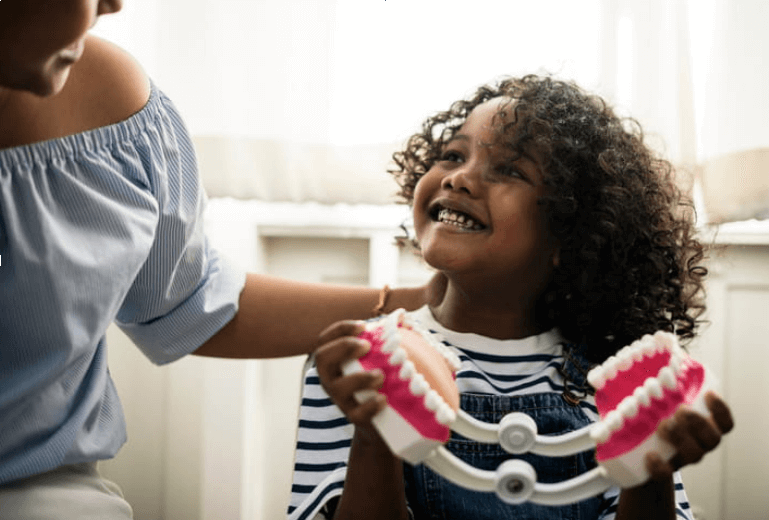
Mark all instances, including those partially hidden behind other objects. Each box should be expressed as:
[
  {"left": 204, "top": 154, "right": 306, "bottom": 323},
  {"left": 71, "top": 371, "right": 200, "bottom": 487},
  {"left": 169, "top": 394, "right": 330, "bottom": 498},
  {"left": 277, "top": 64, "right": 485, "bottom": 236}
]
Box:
[
  {"left": 315, "top": 320, "right": 388, "bottom": 438},
  {"left": 646, "top": 391, "right": 734, "bottom": 480}
]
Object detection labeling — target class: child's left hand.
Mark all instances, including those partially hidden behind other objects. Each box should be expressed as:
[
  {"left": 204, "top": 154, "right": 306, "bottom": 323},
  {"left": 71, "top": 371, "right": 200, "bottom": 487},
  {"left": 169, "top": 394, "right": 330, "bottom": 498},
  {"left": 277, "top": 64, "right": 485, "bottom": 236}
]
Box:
[{"left": 645, "top": 391, "right": 734, "bottom": 480}]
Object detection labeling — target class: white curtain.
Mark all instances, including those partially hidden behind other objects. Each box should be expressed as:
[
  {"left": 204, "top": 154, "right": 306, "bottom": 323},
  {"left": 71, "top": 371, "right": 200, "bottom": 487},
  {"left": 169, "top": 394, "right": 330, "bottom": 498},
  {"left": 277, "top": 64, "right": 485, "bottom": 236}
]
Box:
[
  {"left": 90, "top": 0, "right": 769, "bottom": 219},
  {"left": 94, "top": 0, "right": 769, "bottom": 220}
]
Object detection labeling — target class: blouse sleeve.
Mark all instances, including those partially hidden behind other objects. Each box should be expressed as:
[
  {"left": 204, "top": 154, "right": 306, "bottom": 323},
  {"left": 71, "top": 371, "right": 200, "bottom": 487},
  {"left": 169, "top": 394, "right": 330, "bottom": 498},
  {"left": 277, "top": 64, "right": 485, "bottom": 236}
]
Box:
[{"left": 115, "top": 89, "right": 245, "bottom": 365}]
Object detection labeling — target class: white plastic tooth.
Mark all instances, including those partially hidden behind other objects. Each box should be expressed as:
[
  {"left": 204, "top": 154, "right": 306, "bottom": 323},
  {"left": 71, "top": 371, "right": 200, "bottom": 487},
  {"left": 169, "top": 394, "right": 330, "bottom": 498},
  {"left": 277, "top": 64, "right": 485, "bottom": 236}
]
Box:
[
  {"left": 604, "top": 356, "right": 620, "bottom": 381},
  {"left": 380, "top": 330, "right": 399, "bottom": 353},
  {"left": 388, "top": 347, "right": 407, "bottom": 366},
  {"left": 605, "top": 410, "right": 624, "bottom": 433},
  {"left": 442, "top": 349, "right": 462, "bottom": 372},
  {"left": 644, "top": 377, "right": 664, "bottom": 399},
  {"left": 435, "top": 404, "right": 456, "bottom": 426},
  {"left": 409, "top": 374, "right": 429, "bottom": 396},
  {"left": 398, "top": 360, "right": 416, "bottom": 380},
  {"left": 618, "top": 396, "right": 640, "bottom": 419},
  {"left": 659, "top": 366, "right": 678, "bottom": 390},
  {"left": 669, "top": 353, "right": 683, "bottom": 374},
  {"left": 617, "top": 350, "right": 634, "bottom": 371},
  {"left": 639, "top": 336, "right": 655, "bottom": 358},
  {"left": 424, "top": 389, "right": 442, "bottom": 411},
  {"left": 655, "top": 331, "right": 676, "bottom": 353},
  {"left": 587, "top": 367, "right": 606, "bottom": 390},
  {"left": 591, "top": 423, "right": 611, "bottom": 444},
  {"left": 633, "top": 385, "right": 651, "bottom": 407}
]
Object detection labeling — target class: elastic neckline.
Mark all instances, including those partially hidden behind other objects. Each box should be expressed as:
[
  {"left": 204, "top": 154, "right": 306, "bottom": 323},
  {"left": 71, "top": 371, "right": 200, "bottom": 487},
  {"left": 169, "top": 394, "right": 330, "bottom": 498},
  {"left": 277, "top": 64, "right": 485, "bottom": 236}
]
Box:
[{"left": 0, "top": 82, "right": 160, "bottom": 172}]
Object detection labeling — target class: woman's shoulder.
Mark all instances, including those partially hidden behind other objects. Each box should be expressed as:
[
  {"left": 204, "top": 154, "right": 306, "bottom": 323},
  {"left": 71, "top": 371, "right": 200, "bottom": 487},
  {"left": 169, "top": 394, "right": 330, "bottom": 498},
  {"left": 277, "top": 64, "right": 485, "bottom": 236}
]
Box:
[
  {"left": 69, "top": 35, "right": 152, "bottom": 126},
  {"left": 0, "top": 36, "right": 151, "bottom": 148}
]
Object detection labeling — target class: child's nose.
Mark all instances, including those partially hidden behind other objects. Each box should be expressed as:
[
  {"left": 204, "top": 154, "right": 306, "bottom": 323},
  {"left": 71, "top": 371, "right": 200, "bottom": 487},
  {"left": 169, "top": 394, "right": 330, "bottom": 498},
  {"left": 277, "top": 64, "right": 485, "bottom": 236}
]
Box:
[{"left": 440, "top": 162, "right": 482, "bottom": 195}]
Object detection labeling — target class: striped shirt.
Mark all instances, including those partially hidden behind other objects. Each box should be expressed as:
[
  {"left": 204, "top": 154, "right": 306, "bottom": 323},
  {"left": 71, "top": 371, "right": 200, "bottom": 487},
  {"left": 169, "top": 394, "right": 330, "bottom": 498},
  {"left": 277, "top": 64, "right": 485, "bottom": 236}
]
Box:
[
  {"left": 0, "top": 82, "right": 246, "bottom": 484},
  {"left": 288, "top": 305, "right": 694, "bottom": 519}
]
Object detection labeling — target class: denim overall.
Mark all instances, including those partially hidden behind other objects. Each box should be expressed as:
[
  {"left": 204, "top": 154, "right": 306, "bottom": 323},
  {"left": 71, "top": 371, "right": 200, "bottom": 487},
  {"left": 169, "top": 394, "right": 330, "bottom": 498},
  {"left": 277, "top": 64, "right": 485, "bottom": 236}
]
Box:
[{"left": 403, "top": 346, "right": 612, "bottom": 520}]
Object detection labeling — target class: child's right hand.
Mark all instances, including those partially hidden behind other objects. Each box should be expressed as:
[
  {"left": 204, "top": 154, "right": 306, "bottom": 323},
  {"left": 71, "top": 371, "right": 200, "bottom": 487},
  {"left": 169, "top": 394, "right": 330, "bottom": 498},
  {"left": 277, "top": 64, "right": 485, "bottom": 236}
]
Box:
[{"left": 315, "top": 320, "right": 388, "bottom": 438}]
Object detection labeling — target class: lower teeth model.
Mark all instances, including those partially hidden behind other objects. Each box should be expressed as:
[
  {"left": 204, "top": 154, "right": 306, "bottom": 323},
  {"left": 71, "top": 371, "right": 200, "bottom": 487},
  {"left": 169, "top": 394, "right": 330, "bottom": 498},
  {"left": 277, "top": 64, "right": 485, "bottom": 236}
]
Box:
[{"left": 344, "top": 310, "right": 717, "bottom": 505}]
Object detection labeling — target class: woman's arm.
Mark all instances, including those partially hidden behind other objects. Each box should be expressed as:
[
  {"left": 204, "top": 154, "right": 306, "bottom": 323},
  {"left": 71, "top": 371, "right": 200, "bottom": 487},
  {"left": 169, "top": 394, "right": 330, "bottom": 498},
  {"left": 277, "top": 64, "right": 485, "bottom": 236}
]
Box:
[{"left": 194, "top": 273, "right": 443, "bottom": 359}]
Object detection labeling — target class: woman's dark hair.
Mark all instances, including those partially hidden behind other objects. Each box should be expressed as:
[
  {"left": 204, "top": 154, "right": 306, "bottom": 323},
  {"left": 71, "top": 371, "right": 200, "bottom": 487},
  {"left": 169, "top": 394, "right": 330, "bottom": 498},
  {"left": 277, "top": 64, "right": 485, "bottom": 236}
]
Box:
[{"left": 390, "top": 75, "right": 707, "bottom": 364}]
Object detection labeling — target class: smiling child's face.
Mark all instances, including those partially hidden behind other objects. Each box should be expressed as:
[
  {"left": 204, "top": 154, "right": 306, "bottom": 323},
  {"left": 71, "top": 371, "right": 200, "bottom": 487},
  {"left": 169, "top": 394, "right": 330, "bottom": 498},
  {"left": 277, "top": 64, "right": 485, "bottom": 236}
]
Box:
[
  {"left": 0, "top": 0, "right": 123, "bottom": 96},
  {"left": 412, "top": 98, "right": 559, "bottom": 299}
]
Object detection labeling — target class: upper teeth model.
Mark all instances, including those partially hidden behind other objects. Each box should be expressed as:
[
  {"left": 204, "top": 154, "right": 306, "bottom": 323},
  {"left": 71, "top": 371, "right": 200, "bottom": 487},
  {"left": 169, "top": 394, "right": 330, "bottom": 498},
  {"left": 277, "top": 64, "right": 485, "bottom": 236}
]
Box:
[
  {"left": 586, "top": 331, "right": 709, "bottom": 487},
  {"left": 344, "top": 310, "right": 717, "bottom": 506}
]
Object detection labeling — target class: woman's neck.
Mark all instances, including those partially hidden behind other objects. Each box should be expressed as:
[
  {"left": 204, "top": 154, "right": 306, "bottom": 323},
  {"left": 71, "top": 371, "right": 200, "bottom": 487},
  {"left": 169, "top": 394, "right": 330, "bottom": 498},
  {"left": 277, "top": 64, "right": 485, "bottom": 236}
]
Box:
[{"left": 429, "top": 281, "right": 547, "bottom": 340}]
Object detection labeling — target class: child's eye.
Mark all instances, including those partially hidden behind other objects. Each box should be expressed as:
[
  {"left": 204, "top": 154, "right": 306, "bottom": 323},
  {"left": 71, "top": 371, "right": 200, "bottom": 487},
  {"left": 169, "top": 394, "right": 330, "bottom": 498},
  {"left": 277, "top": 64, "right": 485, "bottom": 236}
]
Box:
[
  {"left": 440, "top": 150, "right": 464, "bottom": 163},
  {"left": 495, "top": 164, "right": 526, "bottom": 180}
]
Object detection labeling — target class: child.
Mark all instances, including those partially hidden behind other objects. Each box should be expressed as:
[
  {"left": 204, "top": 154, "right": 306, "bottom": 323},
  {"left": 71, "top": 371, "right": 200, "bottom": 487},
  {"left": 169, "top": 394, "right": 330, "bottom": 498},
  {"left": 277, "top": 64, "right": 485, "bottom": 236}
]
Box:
[
  {"left": 288, "top": 75, "right": 734, "bottom": 520},
  {"left": 0, "top": 2, "right": 440, "bottom": 518}
]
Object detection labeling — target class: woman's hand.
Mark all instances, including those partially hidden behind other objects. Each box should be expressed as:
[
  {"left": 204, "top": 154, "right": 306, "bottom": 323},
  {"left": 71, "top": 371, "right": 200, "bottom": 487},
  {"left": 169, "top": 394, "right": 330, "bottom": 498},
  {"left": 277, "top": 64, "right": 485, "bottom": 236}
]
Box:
[
  {"left": 646, "top": 391, "right": 735, "bottom": 479},
  {"left": 314, "top": 320, "right": 388, "bottom": 440}
]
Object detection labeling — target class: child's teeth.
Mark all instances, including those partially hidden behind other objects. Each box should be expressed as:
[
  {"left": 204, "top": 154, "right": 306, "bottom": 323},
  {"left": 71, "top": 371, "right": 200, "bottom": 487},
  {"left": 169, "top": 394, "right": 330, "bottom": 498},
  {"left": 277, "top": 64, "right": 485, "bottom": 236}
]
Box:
[
  {"left": 399, "top": 360, "right": 416, "bottom": 380},
  {"left": 409, "top": 374, "right": 428, "bottom": 396},
  {"left": 438, "top": 208, "right": 480, "bottom": 230}
]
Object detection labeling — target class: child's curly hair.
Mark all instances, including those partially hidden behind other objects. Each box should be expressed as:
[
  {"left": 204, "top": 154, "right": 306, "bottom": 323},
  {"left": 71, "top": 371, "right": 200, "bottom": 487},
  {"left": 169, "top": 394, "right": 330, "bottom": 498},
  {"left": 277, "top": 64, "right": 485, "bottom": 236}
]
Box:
[{"left": 391, "top": 75, "right": 707, "bottom": 364}]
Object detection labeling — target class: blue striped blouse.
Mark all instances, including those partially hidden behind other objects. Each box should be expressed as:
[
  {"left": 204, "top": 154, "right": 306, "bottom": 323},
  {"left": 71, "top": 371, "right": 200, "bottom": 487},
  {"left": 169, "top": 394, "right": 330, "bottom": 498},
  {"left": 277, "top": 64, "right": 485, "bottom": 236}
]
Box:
[{"left": 0, "top": 83, "right": 246, "bottom": 485}]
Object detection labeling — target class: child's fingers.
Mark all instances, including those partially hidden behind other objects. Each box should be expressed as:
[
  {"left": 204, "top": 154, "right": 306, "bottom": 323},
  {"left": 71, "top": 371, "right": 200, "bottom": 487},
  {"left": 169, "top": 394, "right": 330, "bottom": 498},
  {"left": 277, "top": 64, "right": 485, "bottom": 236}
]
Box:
[
  {"left": 327, "top": 370, "right": 385, "bottom": 406},
  {"left": 705, "top": 391, "right": 735, "bottom": 434},
  {"left": 325, "top": 370, "right": 387, "bottom": 424},
  {"left": 315, "top": 336, "right": 371, "bottom": 381},
  {"left": 344, "top": 391, "right": 387, "bottom": 425},
  {"left": 657, "top": 405, "right": 725, "bottom": 472},
  {"left": 645, "top": 451, "right": 675, "bottom": 482},
  {"left": 318, "top": 320, "right": 366, "bottom": 345}
]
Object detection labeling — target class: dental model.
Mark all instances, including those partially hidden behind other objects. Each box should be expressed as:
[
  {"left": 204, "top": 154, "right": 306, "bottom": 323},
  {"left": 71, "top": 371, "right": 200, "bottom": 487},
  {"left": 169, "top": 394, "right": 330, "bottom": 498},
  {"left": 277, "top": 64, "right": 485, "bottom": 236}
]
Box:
[
  {"left": 342, "top": 308, "right": 462, "bottom": 463},
  {"left": 344, "top": 311, "right": 714, "bottom": 506}
]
